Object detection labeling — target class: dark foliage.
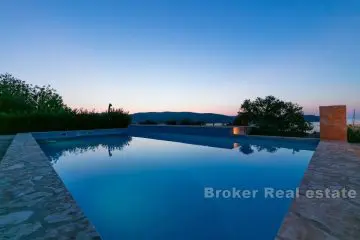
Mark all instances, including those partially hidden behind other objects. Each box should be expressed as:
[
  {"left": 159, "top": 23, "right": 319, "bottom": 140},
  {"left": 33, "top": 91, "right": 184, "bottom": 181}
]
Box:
[
  {"left": 0, "top": 73, "right": 69, "bottom": 113},
  {"left": 138, "top": 120, "right": 158, "bottom": 125},
  {"left": 179, "top": 119, "right": 205, "bottom": 125},
  {"left": 348, "top": 126, "right": 360, "bottom": 143},
  {"left": 193, "top": 121, "right": 206, "bottom": 126},
  {"left": 233, "top": 96, "right": 313, "bottom": 137},
  {"left": 179, "top": 119, "right": 192, "bottom": 125},
  {"left": 0, "top": 73, "right": 131, "bottom": 133},
  {"left": 165, "top": 119, "right": 177, "bottom": 125},
  {"left": 0, "top": 109, "right": 131, "bottom": 134}
]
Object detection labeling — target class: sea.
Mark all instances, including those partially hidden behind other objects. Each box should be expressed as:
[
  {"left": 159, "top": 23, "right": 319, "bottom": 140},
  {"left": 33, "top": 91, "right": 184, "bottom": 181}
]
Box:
[
  {"left": 311, "top": 119, "right": 360, "bottom": 132},
  {"left": 205, "top": 119, "right": 360, "bottom": 132}
]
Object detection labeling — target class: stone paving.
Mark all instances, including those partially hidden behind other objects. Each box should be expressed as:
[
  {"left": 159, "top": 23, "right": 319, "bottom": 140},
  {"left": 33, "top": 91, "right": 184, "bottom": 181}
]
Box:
[
  {"left": 0, "top": 133, "right": 100, "bottom": 239},
  {"left": 0, "top": 135, "right": 13, "bottom": 161},
  {"left": 276, "top": 141, "right": 360, "bottom": 240}
]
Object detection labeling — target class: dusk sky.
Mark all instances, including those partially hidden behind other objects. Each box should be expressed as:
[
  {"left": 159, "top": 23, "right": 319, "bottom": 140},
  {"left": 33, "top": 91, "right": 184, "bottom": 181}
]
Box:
[{"left": 0, "top": 0, "right": 359, "bottom": 116}]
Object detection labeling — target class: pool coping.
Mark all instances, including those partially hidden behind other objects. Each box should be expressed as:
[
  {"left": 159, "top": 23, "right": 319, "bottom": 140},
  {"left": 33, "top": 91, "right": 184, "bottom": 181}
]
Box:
[
  {"left": 0, "top": 133, "right": 101, "bottom": 239},
  {"left": 276, "top": 140, "right": 360, "bottom": 239}
]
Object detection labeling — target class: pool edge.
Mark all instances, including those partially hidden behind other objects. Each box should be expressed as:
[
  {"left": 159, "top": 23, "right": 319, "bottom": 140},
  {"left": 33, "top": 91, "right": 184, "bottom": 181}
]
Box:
[
  {"left": 0, "top": 133, "right": 101, "bottom": 239},
  {"left": 275, "top": 141, "right": 360, "bottom": 239}
]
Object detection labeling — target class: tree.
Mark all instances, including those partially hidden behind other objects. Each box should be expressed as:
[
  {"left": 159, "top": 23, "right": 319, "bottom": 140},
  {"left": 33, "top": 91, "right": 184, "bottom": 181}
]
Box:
[
  {"left": 32, "top": 85, "right": 69, "bottom": 112},
  {"left": 0, "top": 73, "right": 34, "bottom": 112},
  {"left": 233, "top": 96, "right": 313, "bottom": 136},
  {"left": 0, "top": 73, "right": 68, "bottom": 113},
  {"left": 165, "top": 120, "right": 177, "bottom": 125}
]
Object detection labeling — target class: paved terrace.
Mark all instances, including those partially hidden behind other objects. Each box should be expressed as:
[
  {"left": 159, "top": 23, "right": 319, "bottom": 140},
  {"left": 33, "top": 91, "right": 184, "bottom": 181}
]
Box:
[
  {"left": 0, "top": 134, "right": 100, "bottom": 239},
  {"left": 277, "top": 141, "right": 360, "bottom": 239}
]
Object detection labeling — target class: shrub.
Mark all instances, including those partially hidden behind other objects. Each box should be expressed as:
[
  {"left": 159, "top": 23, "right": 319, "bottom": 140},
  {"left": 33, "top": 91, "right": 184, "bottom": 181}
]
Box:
[
  {"left": 138, "top": 120, "right": 157, "bottom": 125},
  {"left": 193, "top": 121, "right": 206, "bottom": 126},
  {"left": 348, "top": 126, "right": 360, "bottom": 143},
  {"left": 179, "top": 119, "right": 205, "bottom": 125},
  {"left": 179, "top": 119, "right": 192, "bottom": 125},
  {"left": 165, "top": 120, "right": 177, "bottom": 125},
  {"left": 0, "top": 109, "right": 131, "bottom": 134}
]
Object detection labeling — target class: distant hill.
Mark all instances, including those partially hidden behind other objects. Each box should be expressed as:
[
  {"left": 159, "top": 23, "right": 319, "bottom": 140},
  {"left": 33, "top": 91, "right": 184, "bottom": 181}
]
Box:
[
  {"left": 131, "top": 111, "right": 320, "bottom": 123},
  {"left": 131, "top": 112, "right": 235, "bottom": 124}
]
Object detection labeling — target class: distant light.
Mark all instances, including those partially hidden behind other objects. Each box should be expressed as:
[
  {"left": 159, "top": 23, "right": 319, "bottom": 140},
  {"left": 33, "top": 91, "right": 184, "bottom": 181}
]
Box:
[{"left": 233, "top": 127, "right": 242, "bottom": 135}]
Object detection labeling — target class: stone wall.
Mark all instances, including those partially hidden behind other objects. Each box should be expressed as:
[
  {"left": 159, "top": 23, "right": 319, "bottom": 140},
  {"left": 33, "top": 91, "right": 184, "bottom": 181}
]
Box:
[{"left": 320, "top": 105, "right": 347, "bottom": 141}]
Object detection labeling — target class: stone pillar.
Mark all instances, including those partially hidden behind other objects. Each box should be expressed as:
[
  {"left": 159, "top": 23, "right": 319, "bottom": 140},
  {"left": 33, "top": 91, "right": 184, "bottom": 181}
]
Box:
[{"left": 320, "top": 105, "right": 347, "bottom": 141}]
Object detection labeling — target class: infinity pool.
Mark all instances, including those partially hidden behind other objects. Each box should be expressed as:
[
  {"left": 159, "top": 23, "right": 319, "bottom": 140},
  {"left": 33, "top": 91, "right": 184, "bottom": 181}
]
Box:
[{"left": 39, "top": 134, "right": 318, "bottom": 240}]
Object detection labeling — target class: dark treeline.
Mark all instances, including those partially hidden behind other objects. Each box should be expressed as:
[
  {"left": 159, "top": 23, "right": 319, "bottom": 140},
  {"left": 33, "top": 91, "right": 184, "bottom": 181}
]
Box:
[
  {"left": 138, "top": 119, "right": 206, "bottom": 126},
  {"left": 0, "top": 73, "right": 131, "bottom": 134}
]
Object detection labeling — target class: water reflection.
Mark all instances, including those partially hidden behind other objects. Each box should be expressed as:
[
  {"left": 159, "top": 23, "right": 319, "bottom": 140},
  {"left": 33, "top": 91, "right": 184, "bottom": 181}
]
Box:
[
  {"left": 40, "top": 133, "right": 318, "bottom": 165},
  {"left": 239, "top": 144, "right": 255, "bottom": 155},
  {"left": 40, "top": 135, "right": 132, "bottom": 163},
  {"left": 235, "top": 139, "right": 314, "bottom": 155},
  {"left": 130, "top": 132, "right": 317, "bottom": 155},
  {"left": 237, "top": 143, "right": 282, "bottom": 155}
]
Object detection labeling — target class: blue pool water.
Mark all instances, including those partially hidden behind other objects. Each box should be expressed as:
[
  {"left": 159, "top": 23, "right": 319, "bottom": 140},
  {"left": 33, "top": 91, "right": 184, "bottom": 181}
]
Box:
[{"left": 40, "top": 134, "right": 318, "bottom": 240}]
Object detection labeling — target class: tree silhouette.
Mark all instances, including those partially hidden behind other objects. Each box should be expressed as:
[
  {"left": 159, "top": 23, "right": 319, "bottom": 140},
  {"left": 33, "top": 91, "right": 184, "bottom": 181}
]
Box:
[{"left": 234, "top": 96, "right": 312, "bottom": 136}]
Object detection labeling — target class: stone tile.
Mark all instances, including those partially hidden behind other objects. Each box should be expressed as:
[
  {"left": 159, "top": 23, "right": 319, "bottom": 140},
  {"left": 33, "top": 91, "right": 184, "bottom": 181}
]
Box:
[
  {"left": 3, "top": 222, "right": 43, "bottom": 239},
  {"left": 0, "top": 211, "right": 33, "bottom": 225},
  {"left": 276, "top": 141, "right": 360, "bottom": 240},
  {"left": 0, "top": 133, "right": 100, "bottom": 239}
]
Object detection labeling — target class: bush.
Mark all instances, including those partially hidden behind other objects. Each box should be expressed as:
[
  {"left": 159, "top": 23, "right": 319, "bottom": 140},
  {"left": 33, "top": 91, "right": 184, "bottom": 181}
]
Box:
[
  {"left": 165, "top": 120, "right": 177, "bottom": 125},
  {"left": 0, "top": 109, "right": 131, "bottom": 134},
  {"left": 138, "top": 120, "right": 157, "bottom": 125},
  {"left": 179, "top": 119, "right": 192, "bottom": 125},
  {"left": 193, "top": 121, "right": 206, "bottom": 126},
  {"left": 348, "top": 126, "right": 360, "bottom": 143},
  {"left": 179, "top": 119, "right": 205, "bottom": 126}
]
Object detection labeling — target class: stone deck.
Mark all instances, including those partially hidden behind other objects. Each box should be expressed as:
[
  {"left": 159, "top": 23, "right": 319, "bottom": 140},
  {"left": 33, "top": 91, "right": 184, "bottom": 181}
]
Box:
[
  {"left": 0, "top": 135, "right": 13, "bottom": 161},
  {"left": 276, "top": 141, "right": 360, "bottom": 239},
  {"left": 0, "top": 133, "right": 100, "bottom": 239}
]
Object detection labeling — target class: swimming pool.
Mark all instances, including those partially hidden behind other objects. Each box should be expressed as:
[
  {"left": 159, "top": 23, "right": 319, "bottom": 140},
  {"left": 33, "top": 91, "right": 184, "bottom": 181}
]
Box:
[{"left": 39, "top": 134, "right": 318, "bottom": 240}]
